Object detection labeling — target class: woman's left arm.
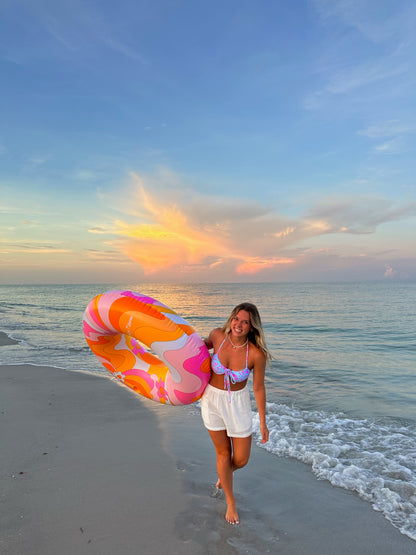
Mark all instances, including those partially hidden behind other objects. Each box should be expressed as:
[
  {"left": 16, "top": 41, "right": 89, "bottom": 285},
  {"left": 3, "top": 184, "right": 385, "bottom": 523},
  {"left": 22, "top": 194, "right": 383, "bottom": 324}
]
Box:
[{"left": 252, "top": 353, "right": 269, "bottom": 444}]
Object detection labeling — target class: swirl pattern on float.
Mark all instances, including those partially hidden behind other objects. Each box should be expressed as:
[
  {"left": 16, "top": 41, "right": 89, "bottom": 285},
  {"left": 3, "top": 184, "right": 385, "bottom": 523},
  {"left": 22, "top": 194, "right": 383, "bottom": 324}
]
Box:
[{"left": 83, "top": 290, "right": 210, "bottom": 405}]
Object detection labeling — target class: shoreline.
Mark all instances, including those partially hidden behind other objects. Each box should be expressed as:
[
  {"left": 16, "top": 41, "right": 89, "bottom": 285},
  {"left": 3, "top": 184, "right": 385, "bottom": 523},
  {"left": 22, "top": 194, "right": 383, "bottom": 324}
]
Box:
[{"left": 1, "top": 363, "right": 415, "bottom": 554}]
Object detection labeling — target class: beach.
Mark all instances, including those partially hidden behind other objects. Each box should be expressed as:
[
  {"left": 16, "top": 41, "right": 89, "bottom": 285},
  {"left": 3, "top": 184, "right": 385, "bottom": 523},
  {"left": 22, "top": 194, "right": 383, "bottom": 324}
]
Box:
[{"left": 1, "top": 359, "right": 415, "bottom": 554}]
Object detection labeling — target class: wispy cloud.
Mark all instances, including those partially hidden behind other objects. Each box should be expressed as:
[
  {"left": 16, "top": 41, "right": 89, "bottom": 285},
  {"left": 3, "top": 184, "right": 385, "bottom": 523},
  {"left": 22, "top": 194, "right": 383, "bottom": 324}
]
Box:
[
  {"left": 325, "top": 60, "right": 406, "bottom": 95},
  {"left": 88, "top": 226, "right": 112, "bottom": 234},
  {"left": 102, "top": 36, "right": 147, "bottom": 64},
  {"left": 1, "top": 241, "right": 70, "bottom": 254},
  {"left": 305, "top": 1, "right": 416, "bottom": 110},
  {"left": 305, "top": 196, "right": 416, "bottom": 234},
  {"left": 4, "top": 2, "right": 147, "bottom": 65},
  {"left": 358, "top": 120, "right": 416, "bottom": 139},
  {"left": 84, "top": 248, "right": 131, "bottom": 263},
  {"left": 312, "top": 0, "right": 416, "bottom": 44},
  {"left": 358, "top": 119, "right": 415, "bottom": 154},
  {"left": 73, "top": 169, "right": 99, "bottom": 181},
  {"left": 26, "top": 155, "right": 51, "bottom": 169},
  {"left": 373, "top": 138, "right": 402, "bottom": 154}
]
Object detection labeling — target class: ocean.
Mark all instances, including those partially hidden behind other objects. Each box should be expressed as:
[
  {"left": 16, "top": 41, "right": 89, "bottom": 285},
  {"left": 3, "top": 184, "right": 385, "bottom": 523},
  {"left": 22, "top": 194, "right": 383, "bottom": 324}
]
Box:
[{"left": 1, "top": 282, "right": 415, "bottom": 541}]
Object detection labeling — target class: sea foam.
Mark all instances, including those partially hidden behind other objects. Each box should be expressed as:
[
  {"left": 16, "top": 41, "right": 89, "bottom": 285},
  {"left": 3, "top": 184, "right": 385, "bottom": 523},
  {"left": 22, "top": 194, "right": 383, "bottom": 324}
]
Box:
[{"left": 253, "top": 403, "right": 416, "bottom": 541}]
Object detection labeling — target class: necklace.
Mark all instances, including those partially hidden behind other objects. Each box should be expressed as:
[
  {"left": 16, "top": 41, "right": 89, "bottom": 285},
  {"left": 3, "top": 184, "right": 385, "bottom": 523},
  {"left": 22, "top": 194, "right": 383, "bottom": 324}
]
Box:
[{"left": 228, "top": 335, "right": 248, "bottom": 349}]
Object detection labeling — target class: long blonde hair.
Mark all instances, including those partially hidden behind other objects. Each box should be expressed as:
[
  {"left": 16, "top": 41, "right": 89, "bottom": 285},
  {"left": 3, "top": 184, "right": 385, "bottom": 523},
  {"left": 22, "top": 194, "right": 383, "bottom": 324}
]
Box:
[{"left": 222, "top": 302, "right": 272, "bottom": 362}]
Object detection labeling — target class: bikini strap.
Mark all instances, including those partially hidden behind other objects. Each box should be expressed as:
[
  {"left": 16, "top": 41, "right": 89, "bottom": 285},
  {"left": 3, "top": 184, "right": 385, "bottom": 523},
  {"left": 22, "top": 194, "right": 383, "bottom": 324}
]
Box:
[
  {"left": 217, "top": 337, "right": 227, "bottom": 354},
  {"left": 246, "top": 341, "right": 249, "bottom": 368}
]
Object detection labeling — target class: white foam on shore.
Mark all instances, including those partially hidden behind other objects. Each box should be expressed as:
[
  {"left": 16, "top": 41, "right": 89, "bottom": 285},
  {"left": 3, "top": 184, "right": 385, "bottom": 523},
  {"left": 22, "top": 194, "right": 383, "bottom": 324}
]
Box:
[{"left": 252, "top": 402, "right": 416, "bottom": 541}]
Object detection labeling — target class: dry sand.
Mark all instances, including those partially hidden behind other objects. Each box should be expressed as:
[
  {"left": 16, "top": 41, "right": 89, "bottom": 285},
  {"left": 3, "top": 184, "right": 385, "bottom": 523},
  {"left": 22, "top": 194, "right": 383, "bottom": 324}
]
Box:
[{"left": 0, "top": 359, "right": 415, "bottom": 554}]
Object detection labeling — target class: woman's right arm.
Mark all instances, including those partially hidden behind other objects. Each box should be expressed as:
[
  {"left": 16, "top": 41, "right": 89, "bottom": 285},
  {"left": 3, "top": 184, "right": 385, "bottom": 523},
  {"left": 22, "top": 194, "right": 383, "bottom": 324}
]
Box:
[{"left": 204, "top": 336, "right": 214, "bottom": 349}]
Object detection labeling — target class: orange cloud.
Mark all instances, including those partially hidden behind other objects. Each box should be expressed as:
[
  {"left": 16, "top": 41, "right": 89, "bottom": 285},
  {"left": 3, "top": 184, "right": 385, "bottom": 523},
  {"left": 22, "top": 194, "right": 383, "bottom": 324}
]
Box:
[
  {"left": 101, "top": 173, "right": 416, "bottom": 279},
  {"left": 236, "top": 257, "right": 294, "bottom": 275},
  {"left": 111, "top": 182, "right": 231, "bottom": 272}
]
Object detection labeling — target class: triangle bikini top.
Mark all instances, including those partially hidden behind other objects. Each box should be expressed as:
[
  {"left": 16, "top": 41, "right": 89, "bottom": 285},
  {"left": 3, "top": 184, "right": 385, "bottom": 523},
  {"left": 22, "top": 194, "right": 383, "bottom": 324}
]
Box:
[{"left": 211, "top": 336, "right": 251, "bottom": 400}]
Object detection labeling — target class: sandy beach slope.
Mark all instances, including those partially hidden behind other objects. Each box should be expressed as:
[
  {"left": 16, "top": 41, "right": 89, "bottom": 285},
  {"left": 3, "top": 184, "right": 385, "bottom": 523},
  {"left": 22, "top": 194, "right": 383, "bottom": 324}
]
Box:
[
  {"left": 0, "top": 364, "right": 199, "bottom": 554},
  {"left": 1, "top": 361, "right": 414, "bottom": 555}
]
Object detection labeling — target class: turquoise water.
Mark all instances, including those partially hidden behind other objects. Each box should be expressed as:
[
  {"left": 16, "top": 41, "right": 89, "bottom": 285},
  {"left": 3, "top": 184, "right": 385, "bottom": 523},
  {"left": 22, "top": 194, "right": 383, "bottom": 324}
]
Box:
[{"left": 1, "top": 282, "right": 415, "bottom": 540}]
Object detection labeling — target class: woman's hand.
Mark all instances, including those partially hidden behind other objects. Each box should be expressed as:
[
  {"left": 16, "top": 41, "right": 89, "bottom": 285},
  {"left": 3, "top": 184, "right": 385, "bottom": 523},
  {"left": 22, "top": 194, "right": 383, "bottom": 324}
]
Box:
[{"left": 260, "top": 422, "right": 269, "bottom": 444}]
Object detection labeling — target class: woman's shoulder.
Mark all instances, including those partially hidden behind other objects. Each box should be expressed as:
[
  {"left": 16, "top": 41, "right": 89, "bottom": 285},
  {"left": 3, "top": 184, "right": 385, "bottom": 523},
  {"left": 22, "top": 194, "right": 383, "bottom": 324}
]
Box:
[
  {"left": 204, "top": 328, "right": 224, "bottom": 350},
  {"left": 209, "top": 328, "right": 225, "bottom": 343},
  {"left": 249, "top": 340, "right": 267, "bottom": 363}
]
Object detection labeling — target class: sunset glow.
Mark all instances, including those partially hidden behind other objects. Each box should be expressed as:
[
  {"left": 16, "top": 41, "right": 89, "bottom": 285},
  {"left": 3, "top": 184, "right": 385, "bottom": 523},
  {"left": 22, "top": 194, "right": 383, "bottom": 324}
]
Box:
[
  {"left": 236, "top": 258, "right": 295, "bottom": 275},
  {"left": 0, "top": 1, "right": 415, "bottom": 283}
]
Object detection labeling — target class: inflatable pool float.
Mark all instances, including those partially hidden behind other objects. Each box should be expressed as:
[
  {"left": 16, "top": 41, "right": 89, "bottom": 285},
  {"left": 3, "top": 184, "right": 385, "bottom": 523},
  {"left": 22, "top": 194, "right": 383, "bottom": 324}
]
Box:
[{"left": 83, "top": 290, "right": 210, "bottom": 405}]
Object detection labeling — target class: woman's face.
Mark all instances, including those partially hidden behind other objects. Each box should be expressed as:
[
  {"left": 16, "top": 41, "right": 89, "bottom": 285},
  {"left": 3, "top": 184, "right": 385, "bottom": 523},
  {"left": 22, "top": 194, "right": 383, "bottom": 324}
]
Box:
[{"left": 231, "top": 309, "right": 251, "bottom": 337}]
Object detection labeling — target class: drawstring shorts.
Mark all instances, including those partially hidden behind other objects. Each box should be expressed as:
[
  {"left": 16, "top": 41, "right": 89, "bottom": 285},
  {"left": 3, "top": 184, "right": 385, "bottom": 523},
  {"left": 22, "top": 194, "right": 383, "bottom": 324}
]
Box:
[{"left": 200, "top": 384, "right": 252, "bottom": 438}]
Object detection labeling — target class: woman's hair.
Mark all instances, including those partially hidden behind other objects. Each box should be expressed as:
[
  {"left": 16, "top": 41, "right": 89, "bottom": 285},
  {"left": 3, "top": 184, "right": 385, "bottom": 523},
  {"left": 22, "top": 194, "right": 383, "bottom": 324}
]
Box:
[{"left": 222, "top": 302, "right": 272, "bottom": 362}]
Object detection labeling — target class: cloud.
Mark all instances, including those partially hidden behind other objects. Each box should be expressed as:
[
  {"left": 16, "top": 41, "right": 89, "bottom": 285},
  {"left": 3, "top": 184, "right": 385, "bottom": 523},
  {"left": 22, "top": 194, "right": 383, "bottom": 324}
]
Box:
[
  {"left": 84, "top": 248, "right": 132, "bottom": 263},
  {"left": 101, "top": 36, "right": 147, "bottom": 64},
  {"left": 358, "top": 120, "right": 416, "bottom": 139},
  {"left": 100, "top": 172, "right": 416, "bottom": 278},
  {"left": 5, "top": 1, "right": 147, "bottom": 65},
  {"left": 384, "top": 264, "right": 397, "bottom": 278},
  {"left": 326, "top": 60, "right": 406, "bottom": 95},
  {"left": 27, "top": 155, "right": 51, "bottom": 167},
  {"left": 236, "top": 257, "right": 294, "bottom": 275},
  {"left": 312, "top": 0, "right": 416, "bottom": 44},
  {"left": 384, "top": 264, "right": 410, "bottom": 280},
  {"left": 75, "top": 170, "right": 97, "bottom": 181},
  {"left": 104, "top": 173, "right": 299, "bottom": 275},
  {"left": 88, "top": 226, "right": 111, "bottom": 234},
  {"left": 358, "top": 119, "right": 415, "bottom": 154},
  {"left": 1, "top": 241, "right": 70, "bottom": 254},
  {"left": 305, "top": 196, "right": 416, "bottom": 234},
  {"left": 373, "top": 138, "right": 402, "bottom": 154},
  {"left": 305, "top": 1, "right": 416, "bottom": 111},
  {"left": 303, "top": 52, "right": 409, "bottom": 110}
]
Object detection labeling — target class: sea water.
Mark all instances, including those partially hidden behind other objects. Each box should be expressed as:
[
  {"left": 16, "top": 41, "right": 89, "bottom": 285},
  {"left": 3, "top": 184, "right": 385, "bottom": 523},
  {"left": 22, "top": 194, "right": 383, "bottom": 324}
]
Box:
[{"left": 1, "top": 282, "right": 415, "bottom": 540}]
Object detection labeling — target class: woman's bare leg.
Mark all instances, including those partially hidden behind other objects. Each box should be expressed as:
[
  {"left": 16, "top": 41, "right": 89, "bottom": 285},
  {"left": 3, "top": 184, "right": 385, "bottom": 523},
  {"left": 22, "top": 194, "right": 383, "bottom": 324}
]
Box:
[
  {"left": 208, "top": 431, "right": 252, "bottom": 524},
  {"left": 216, "top": 436, "right": 252, "bottom": 487}
]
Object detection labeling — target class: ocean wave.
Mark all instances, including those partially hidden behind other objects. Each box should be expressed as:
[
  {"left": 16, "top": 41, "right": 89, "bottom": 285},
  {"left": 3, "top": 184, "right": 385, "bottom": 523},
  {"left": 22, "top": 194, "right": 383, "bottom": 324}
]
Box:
[{"left": 252, "top": 403, "right": 416, "bottom": 541}]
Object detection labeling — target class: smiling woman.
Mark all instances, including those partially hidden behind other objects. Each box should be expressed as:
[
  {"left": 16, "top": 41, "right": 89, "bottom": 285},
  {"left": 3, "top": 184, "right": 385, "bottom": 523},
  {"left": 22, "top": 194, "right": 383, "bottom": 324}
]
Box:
[{"left": 201, "top": 302, "right": 272, "bottom": 526}]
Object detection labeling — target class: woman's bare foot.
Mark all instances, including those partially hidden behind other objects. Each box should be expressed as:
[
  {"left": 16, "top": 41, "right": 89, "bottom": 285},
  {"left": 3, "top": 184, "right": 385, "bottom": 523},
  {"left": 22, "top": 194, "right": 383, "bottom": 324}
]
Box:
[
  {"left": 216, "top": 477, "right": 222, "bottom": 489},
  {"left": 225, "top": 502, "right": 239, "bottom": 525}
]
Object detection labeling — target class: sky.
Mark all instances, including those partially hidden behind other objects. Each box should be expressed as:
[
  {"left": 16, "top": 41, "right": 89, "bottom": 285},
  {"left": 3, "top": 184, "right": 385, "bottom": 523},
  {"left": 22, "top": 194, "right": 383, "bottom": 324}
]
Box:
[{"left": 1, "top": 0, "right": 415, "bottom": 284}]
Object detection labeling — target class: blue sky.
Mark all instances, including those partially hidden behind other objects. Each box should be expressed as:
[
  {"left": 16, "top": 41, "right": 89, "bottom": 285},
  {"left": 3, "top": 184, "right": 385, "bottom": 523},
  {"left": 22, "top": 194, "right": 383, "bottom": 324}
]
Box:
[{"left": 1, "top": 0, "right": 415, "bottom": 283}]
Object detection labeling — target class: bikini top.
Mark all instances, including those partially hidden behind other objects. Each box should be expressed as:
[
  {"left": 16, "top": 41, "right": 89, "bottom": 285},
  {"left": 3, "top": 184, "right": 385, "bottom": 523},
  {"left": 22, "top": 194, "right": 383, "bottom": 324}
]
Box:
[{"left": 211, "top": 336, "right": 251, "bottom": 400}]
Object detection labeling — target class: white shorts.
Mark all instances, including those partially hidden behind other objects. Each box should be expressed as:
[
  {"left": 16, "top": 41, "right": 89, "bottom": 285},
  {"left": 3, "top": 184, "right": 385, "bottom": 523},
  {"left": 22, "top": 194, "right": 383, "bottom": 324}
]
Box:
[{"left": 200, "top": 384, "right": 252, "bottom": 438}]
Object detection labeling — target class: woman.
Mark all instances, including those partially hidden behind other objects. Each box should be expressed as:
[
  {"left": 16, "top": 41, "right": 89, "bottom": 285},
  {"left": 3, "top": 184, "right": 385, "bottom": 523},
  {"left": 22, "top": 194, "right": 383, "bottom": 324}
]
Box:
[{"left": 201, "top": 302, "right": 271, "bottom": 525}]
